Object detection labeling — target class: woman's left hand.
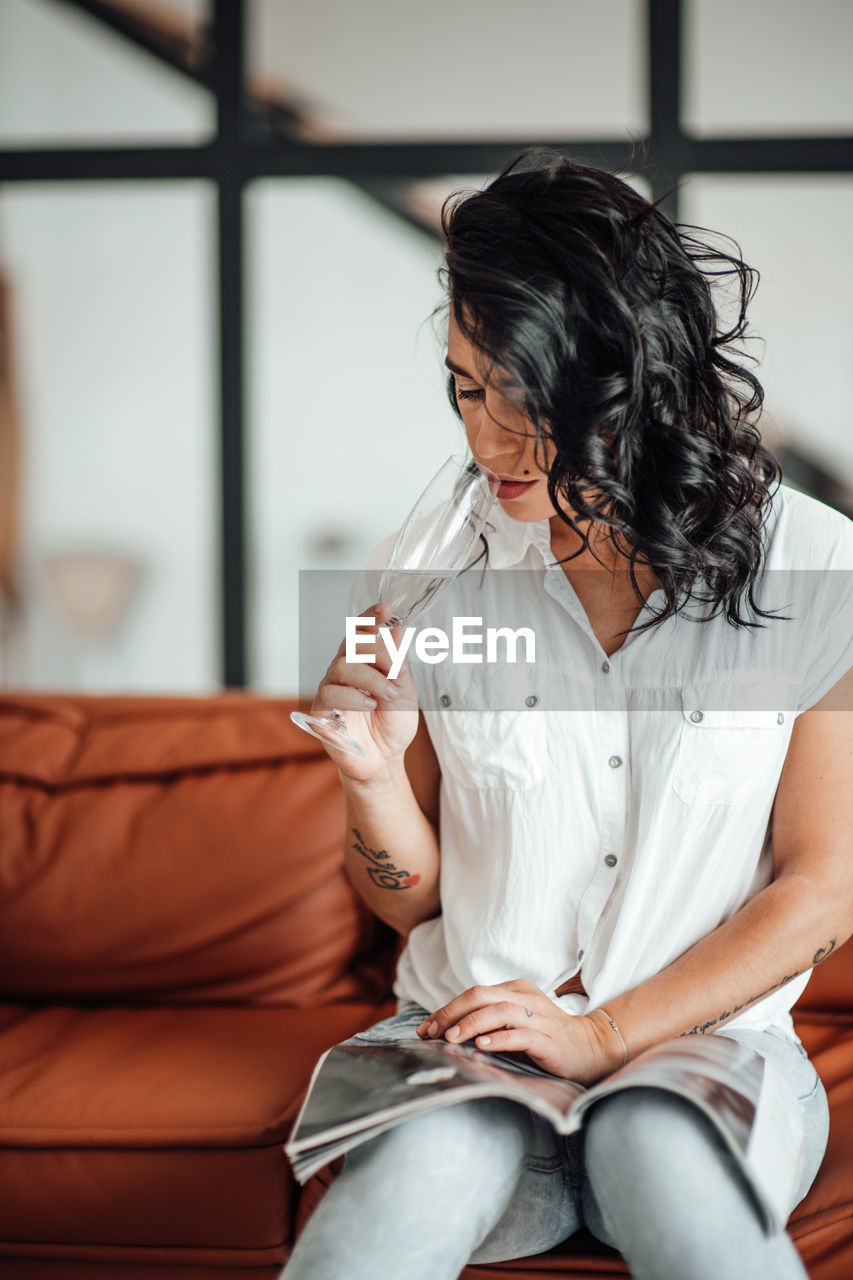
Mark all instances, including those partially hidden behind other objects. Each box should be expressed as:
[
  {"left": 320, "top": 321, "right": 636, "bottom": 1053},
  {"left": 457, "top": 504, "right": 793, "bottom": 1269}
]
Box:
[{"left": 416, "top": 979, "right": 622, "bottom": 1085}]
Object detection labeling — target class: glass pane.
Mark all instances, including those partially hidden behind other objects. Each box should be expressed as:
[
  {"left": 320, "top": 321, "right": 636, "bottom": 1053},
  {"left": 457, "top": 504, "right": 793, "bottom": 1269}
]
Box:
[
  {"left": 684, "top": 0, "right": 853, "bottom": 137},
  {"left": 249, "top": 0, "right": 647, "bottom": 141},
  {"left": 680, "top": 175, "right": 853, "bottom": 486},
  {"left": 0, "top": 0, "right": 213, "bottom": 146},
  {"left": 248, "top": 178, "right": 463, "bottom": 693},
  {"left": 0, "top": 182, "right": 218, "bottom": 690}
]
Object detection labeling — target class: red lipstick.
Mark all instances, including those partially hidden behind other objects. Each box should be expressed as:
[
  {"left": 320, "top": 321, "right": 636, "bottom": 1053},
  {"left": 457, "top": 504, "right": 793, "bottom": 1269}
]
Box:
[{"left": 488, "top": 473, "right": 538, "bottom": 501}]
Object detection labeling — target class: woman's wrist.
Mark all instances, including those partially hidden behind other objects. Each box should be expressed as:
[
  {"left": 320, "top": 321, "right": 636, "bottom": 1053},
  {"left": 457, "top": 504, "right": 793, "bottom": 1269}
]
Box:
[
  {"left": 340, "top": 757, "right": 411, "bottom": 799},
  {"left": 583, "top": 1007, "right": 630, "bottom": 1081}
]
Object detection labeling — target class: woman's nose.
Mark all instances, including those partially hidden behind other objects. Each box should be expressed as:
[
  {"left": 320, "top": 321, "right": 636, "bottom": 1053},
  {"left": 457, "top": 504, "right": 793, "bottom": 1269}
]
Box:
[
  {"left": 471, "top": 412, "right": 526, "bottom": 473},
  {"left": 471, "top": 406, "right": 509, "bottom": 463}
]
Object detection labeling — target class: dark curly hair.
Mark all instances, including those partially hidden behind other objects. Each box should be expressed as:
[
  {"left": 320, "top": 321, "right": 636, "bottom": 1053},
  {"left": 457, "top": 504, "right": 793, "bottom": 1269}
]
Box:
[{"left": 439, "top": 148, "right": 784, "bottom": 635}]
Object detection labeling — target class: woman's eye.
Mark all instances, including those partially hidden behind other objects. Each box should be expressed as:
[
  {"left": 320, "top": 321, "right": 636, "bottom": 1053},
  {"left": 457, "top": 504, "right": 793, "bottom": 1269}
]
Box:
[{"left": 455, "top": 386, "right": 483, "bottom": 402}]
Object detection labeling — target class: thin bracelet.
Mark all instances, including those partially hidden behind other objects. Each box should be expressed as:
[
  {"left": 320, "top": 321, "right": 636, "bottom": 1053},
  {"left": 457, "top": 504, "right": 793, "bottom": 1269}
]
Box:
[{"left": 596, "top": 1007, "right": 628, "bottom": 1067}]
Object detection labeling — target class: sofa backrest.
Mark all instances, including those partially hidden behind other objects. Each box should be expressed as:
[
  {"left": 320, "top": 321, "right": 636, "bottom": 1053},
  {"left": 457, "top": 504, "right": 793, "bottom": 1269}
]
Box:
[
  {"left": 0, "top": 694, "right": 395, "bottom": 1006},
  {"left": 1, "top": 692, "right": 849, "bottom": 1016}
]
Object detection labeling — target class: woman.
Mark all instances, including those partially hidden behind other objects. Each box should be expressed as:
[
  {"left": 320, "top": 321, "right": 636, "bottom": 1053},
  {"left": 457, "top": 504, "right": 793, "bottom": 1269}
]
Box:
[{"left": 283, "top": 150, "right": 853, "bottom": 1280}]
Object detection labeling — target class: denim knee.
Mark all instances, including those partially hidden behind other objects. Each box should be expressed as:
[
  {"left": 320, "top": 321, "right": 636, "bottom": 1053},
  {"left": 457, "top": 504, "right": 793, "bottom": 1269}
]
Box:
[
  {"left": 581, "top": 1086, "right": 746, "bottom": 1249},
  {"left": 346, "top": 1095, "right": 533, "bottom": 1189}
]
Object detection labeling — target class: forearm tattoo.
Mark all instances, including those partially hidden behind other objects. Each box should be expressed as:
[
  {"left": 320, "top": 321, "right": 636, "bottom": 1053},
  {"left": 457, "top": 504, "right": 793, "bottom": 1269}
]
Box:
[
  {"left": 680, "top": 940, "right": 837, "bottom": 1037},
  {"left": 350, "top": 827, "right": 421, "bottom": 890}
]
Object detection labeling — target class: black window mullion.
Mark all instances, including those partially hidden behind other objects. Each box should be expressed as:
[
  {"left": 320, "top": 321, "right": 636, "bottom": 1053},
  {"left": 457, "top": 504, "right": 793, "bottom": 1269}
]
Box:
[
  {"left": 213, "top": 0, "right": 248, "bottom": 687},
  {"left": 648, "top": 0, "right": 684, "bottom": 222}
]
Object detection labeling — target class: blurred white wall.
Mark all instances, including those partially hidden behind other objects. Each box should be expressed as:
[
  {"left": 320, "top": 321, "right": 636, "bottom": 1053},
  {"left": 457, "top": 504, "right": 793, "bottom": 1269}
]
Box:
[
  {"left": 0, "top": 0, "right": 851, "bottom": 693},
  {"left": 0, "top": 0, "right": 212, "bottom": 144},
  {"left": 0, "top": 181, "right": 219, "bottom": 691},
  {"left": 0, "top": 0, "right": 218, "bottom": 690},
  {"left": 250, "top": 0, "right": 647, "bottom": 139},
  {"left": 680, "top": 176, "right": 853, "bottom": 481},
  {"left": 246, "top": 179, "right": 455, "bottom": 691}
]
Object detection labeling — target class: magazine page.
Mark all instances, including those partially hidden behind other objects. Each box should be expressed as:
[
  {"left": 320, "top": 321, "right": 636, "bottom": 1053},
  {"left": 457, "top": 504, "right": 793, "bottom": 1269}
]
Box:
[
  {"left": 286, "top": 1030, "right": 802, "bottom": 1229},
  {"left": 570, "top": 1035, "right": 804, "bottom": 1234},
  {"left": 286, "top": 1036, "right": 584, "bottom": 1184}
]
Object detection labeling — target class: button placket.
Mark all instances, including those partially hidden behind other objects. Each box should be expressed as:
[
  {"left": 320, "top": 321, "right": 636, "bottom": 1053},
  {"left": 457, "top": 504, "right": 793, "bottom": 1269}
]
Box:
[
  {"left": 572, "top": 654, "right": 628, "bottom": 954},
  {"left": 594, "top": 707, "right": 629, "bottom": 900}
]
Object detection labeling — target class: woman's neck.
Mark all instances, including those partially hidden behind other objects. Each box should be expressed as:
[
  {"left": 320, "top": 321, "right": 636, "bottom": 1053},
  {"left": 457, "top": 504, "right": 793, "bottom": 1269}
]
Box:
[{"left": 548, "top": 514, "right": 660, "bottom": 596}]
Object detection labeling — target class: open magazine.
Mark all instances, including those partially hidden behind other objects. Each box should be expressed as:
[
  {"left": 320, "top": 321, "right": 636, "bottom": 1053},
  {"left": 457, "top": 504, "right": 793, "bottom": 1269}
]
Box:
[{"left": 286, "top": 1030, "right": 804, "bottom": 1235}]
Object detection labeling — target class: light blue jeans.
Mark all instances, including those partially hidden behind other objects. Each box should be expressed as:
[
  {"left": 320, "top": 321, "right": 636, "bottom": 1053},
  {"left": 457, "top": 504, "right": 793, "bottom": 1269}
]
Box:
[{"left": 282, "top": 1003, "right": 829, "bottom": 1280}]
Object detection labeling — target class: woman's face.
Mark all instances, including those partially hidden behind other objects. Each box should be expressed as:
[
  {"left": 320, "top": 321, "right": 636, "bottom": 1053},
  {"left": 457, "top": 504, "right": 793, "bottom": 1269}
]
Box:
[{"left": 446, "top": 311, "right": 558, "bottom": 524}]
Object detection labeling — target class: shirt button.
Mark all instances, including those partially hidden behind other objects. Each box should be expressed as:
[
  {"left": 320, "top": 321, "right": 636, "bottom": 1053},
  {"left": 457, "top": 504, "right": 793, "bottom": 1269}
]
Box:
[
  {"left": 604, "top": 854, "right": 618, "bottom": 868},
  {"left": 690, "top": 710, "right": 704, "bottom": 723},
  {"left": 601, "top": 661, "right": 610, "bottom": 674},
  {"left": 608, "top": 755, "right": 623, "bottom": 768},
  {"left": 439, "top": 694, "right": 451, "bottom": 708},
  {"left": 525, "top": 694, "right": 539, "bottom": 708},
  {"left": 777, "top": 712, "right": 785, "bottom": 725}
]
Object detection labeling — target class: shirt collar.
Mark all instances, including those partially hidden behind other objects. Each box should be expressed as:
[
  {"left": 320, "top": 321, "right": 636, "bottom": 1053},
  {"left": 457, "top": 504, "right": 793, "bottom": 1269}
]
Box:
[{"left": 483, "top": 503, "right": 553, "bottom": 568}]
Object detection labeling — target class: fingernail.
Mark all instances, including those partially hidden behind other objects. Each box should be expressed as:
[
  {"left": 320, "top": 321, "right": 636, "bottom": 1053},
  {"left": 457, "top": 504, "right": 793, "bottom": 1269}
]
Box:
[
  {"left": 384, "top": 684, "right": 400, "bottom": 700},
  {"left": 478, "top": 1036, "right": 491, "bottom": 1046},
  {"left": 446, "top": 1026, "right": 460, "bottom": 1041},
  {"left": 364, "top": 696, "right": 377, "bottom": 708},
  {"left": 427, "top": 1021, "right": 438, "bottom": 1037}
]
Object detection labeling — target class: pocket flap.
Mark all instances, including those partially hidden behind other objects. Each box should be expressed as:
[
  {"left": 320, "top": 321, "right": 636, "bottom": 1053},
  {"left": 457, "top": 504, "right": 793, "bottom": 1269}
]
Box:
[{"left": 681, "top": 684, "right": 791, "bottom": 730}]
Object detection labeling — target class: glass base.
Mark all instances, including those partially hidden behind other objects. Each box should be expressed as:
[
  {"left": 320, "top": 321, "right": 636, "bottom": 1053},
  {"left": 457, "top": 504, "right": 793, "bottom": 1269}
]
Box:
[{"left": 289, "top": 709, "right": 366, "bottom": 757}]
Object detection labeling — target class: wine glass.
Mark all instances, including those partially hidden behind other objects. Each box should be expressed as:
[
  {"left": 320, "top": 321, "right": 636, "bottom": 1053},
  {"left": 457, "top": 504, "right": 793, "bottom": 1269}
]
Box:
[{"left": 291, "top": 454, "right": 499, "bottom": 755}]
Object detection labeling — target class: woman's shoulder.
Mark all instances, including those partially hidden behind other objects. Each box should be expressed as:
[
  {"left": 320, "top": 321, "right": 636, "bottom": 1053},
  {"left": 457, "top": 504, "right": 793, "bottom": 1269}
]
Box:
[{"left": 762, "top": 482, "right": 853, "bottom": 571}]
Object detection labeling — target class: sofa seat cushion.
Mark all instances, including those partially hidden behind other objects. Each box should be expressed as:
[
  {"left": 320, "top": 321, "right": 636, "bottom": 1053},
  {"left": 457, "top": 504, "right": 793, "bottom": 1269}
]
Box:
[{"left": 0, "top": 1001, "right": 383, "bottom": 1262}]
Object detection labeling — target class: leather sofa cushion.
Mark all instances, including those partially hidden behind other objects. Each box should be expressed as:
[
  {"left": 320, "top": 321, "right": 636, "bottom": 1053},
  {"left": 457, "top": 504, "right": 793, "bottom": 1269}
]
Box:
[
  {"left": 0, "top": 1000, "right": 383, "bottom": 1265},
  {"left": 0, "top": 694, "right": 393, "bottom": 1005}
]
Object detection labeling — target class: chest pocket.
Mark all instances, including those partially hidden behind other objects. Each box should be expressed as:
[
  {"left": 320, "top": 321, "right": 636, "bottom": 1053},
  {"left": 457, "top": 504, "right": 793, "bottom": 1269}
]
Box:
[
  {"left": 421, "top": 651, "right": 550, "bottom": 792},
  {"left": 673, "top": 688, "right": 792, "bottom": 806},
  {"left": 436, "top": 707, "right": 548, "bottom": 792}
]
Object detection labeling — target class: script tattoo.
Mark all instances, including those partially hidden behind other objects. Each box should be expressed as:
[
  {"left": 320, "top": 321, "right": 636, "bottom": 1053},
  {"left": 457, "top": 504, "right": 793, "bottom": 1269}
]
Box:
[
  {"left": 350, "top": 827, "right": 421, "bottom": 891},
  {"left": 680, "top": 971, "right": 801, "bottom": 1037},
  {"left": 680, "top": 940, "right": 837, "bottom": 1037}
]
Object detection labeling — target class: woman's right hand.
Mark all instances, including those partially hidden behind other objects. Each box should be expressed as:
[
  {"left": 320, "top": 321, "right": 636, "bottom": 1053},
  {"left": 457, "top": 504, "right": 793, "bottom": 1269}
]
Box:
[{"left": 309, "top": 602, "right": 420, "bottom": 782}]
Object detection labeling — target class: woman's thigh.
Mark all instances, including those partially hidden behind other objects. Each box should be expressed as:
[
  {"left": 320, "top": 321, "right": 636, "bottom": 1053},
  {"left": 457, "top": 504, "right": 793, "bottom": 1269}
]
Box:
[
  {"left": 580, "top": 1023, "right": 829, "bottom": 1249},
  {"left": 350, "top": 1002, "right": 582, "bottom": 1264},
  {"left": 467, "top": 1112, "right": 581, "bottom": 1265}
]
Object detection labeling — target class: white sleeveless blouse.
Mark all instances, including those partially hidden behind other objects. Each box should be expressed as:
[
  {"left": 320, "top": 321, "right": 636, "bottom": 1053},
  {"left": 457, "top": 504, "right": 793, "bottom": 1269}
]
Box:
[{"left": 364, "top": 485, "right": 853, "bottom": 1036}]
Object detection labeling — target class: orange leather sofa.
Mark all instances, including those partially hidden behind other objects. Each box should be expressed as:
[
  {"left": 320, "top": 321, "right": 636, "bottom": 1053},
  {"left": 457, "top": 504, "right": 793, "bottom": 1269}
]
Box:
[{"left": 1, "top": 692, "right": 851, "bottom": 1279}]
